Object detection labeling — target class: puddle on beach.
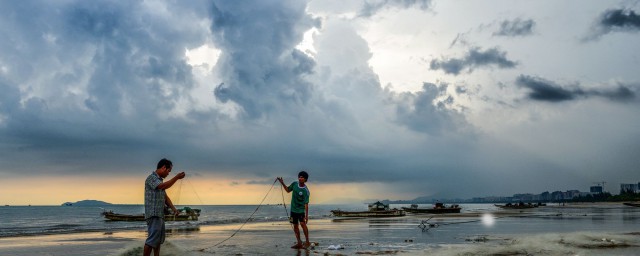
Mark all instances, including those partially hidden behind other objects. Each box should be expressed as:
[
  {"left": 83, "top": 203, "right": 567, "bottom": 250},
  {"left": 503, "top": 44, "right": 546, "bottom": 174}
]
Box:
[{"left": 418, "top": 232, "right": 640, "bottom": 256}]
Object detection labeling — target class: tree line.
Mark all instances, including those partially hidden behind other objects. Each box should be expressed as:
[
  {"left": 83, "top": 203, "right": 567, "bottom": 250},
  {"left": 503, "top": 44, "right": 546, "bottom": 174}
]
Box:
[{"left": 571, "top": 189, "right": 640, "bottom": 202}]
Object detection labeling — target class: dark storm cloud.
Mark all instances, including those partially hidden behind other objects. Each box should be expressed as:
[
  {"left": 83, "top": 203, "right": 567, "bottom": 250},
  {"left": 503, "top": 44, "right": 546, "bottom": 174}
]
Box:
[
  {"left": 493, "top": 18, "right": 535, "bottom": 37},
  {"left": 391, "top": 82, "right": 464, "bottom": 135},
  {"left": 4, "top": 0, "right": 636, "bottom": 202},
  {"left": 600, "top": 9, "right": 640, "bottom": 30},
  {"left": 0, "top": 0, "right": 211, "bottom": 168},
  {"left": 430, "top": 47, "right": 518, "bottom": 75},
  {"left": 516, "top": 75, "right": 636, "bottom": 102},
  {"left": 584, "top": 8, "right": 640, "bottom": 40},
  {"left": 2, "top": 0, "right": 418, "bottom": 181},
  {"left": 359, "top": 0, "right": 432, "bottom": 17},
  {"left": 210, "top": 1, "right": 319, "bottom": 119}
]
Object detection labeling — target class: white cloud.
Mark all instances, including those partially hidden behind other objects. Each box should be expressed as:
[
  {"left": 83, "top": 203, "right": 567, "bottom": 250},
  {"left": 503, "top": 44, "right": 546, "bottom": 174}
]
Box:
[
  {"left": 296, "top": 28, "right": 320, "bottom": 58},
  {"left": 185, "top": 44, "right": 222, "bottom": 72}
]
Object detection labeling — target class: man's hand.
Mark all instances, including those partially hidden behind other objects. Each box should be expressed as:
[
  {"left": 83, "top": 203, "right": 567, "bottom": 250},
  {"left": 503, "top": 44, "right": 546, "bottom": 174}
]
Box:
[
  {"left": 172, "top": 207, "right": 179, "bottom": 216},
  {"left": 278, "top": 177, "right": 291, "bottom": 193},
  {"left": 176, "top": 172, "right": 186, "bottom": 179}
]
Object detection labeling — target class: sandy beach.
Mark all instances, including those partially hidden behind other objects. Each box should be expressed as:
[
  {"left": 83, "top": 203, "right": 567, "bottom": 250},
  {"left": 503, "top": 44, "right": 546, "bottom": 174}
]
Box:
[{"left": 1, "top": 205, "right": 640, "bottom": 256}]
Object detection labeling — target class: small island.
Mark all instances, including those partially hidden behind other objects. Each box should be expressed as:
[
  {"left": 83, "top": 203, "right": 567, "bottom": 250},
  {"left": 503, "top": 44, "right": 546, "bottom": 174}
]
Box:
[{"left": 61, "top": 200, "right": 112, "bottom": 207}]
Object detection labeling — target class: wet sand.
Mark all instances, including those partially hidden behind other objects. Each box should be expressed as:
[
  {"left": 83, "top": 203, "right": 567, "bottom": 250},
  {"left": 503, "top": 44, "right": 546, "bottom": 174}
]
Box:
[
  {"left": 1, "top": 203, "right": 639, "bottom": 255},
  {"left": 0, "top": 219, "right": 638, "bottom": 255}
]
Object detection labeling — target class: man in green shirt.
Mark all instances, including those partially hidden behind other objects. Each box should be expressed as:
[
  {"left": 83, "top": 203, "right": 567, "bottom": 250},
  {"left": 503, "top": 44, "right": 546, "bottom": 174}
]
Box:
[{"left": 278, "top": 171, "right": 310, "bottom": 249}]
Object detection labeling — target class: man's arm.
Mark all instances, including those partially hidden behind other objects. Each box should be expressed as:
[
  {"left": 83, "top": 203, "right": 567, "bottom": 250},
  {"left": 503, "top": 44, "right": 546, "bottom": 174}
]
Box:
[
  {"left": 277, "top": 177, "right": 291, "bottom": 193},
  {"left": 157, "top": 172, "right": 186, "bottom": 190},
  {"left": 304, "top": 203, "right": 309, "bottom": 223},
  {"left": 165, "top": 194, "right": 178, "bottom": 215}
]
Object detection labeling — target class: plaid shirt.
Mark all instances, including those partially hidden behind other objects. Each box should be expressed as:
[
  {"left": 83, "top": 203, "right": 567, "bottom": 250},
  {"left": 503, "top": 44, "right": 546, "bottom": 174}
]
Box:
[{"left": 144, "top": 172, "right": 165, "bottom": 219}]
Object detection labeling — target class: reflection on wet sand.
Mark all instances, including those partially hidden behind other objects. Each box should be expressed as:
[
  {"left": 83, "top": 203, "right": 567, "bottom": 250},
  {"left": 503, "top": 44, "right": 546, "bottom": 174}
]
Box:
[{"left": 166, "top": 226, "right": 201, "bottom": 234}]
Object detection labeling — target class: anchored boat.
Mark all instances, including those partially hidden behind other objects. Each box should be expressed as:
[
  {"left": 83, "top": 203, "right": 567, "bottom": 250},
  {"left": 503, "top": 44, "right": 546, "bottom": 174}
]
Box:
[
  {"left": 494, "top": 202, "right": 540, "bottom": 209},
  {"left": 102, "top": 207, "right": 201, "bottom": 221},
  {"left": 402, "top": 203, "right": 461, "bottom": 214},
  {"left": 331, "top": 201, "right": 405, "bottom": 218}
]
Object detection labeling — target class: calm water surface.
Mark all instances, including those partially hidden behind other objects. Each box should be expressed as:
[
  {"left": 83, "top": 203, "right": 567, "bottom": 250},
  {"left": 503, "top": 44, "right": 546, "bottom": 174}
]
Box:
[{"left": 1, "top": 203, "right": 639, "bottom": 241}]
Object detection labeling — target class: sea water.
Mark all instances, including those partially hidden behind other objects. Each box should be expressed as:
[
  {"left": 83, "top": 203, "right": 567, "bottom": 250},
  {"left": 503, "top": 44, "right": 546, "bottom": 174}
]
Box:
[
  {"left": 0, "top": 203, "right": 357, "bottom": 237},
  {"left": 2, "top": 203, "right": 640, "bottom": 255},
  {"left": 1, "top": 203, "right": 639, "bottom": 240}
]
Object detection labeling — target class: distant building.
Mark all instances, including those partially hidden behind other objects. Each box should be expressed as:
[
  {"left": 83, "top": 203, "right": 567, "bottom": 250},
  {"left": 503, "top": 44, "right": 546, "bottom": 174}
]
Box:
[
  {"left": 540, "top": 191, "right": 551, "bottom": 201},
  {"left": 564, "top": 190, "right": 582, "bottom": 199},
  {"left": 551, "top": 191, "right": 564, "bottom": 200},
  {"left": 590, "top": 185, "right": 603, "bottom": 194},
  {"left": 620, "top": 182, "right": 640, "bottom": 194},
  {"left": 546, "top": 190, "right": 585, "bottom": 201},
  {"left": 466, "top": 183, "right": 617, "bottom": 203}
]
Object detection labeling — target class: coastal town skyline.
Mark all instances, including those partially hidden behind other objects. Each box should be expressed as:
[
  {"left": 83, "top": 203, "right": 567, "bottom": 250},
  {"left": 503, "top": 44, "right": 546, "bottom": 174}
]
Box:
[{"left": 1, "top": 0, "right": 639, "bottom": 205}]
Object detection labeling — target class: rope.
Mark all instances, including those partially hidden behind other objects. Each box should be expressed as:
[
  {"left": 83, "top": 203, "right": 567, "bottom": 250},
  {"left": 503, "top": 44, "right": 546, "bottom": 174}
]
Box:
[
  {"left": 196, "top": 178, "right": 279, "bottom": 252},
  {"left": 168, "top": 179, "right": 183, "bottom": 222},
  {"left": 186, "top": 179, "right": 204, "bottom": 205},
  {"left": 281, "top": 184, "right": 289, "bottom": 216},
  {"left": 175, "top": 179, "right": 183, "bottom": 206},
  {"left": 281, "top": 183, "right": 294, "bottom": 230}
]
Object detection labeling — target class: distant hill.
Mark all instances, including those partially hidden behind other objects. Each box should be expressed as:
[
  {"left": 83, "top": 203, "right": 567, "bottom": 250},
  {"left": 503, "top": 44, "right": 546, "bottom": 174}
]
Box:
[{"left": 61, "top": 200, "right": 112, "bottom": 206}]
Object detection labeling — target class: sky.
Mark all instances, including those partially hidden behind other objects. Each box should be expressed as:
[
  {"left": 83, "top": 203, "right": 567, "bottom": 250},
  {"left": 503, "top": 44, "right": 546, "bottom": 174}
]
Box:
[{"left": 1, "top": 0, "right": 639, "bottom": 205}]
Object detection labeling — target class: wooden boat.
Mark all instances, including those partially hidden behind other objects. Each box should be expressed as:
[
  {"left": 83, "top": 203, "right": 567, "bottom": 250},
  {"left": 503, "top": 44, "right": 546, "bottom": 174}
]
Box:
[
  {"left": 331, "top": 201, "right": 405, "bottom": 218},
  {"left": 494, "top": 202, "right": 538, "bottom": 209},
  {"left": 402, "top": 203, "right": 461, "bottom": 214},
  {"left": 623, "top": 202, "right": 640, "bottom": 207},
  {"left": 102, "top": 207, "right": 200, "bottom": 221}
]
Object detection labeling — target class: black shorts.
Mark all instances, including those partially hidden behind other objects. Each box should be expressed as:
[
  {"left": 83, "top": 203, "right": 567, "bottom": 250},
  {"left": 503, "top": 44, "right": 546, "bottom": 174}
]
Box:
[{"left": 290, "top": 211, "right": 306, "bottom": 224}]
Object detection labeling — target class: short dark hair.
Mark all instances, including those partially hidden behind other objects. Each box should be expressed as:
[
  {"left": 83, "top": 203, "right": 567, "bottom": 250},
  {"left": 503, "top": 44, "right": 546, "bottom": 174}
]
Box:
[
  {"left": 298, "top": 170, "right": 309, "bottom": 181},
  {"left": 157, "top": 158, "right": 173, "bottom": 170}
]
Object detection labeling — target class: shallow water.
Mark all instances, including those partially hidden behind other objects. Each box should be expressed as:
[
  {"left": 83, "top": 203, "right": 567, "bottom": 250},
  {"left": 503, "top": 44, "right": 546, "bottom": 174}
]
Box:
[
  {"left": 0, "top": 203, "right": 496, "bottom": 237},
  {"left": 1, "top": 203, "right": 639, "bottom": 255}
]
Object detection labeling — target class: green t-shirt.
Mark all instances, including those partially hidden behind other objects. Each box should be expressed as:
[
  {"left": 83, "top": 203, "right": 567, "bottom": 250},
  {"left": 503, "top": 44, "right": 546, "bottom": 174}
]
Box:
[{"left": 288, "top": 182, "right": 310, "bottom": 214}]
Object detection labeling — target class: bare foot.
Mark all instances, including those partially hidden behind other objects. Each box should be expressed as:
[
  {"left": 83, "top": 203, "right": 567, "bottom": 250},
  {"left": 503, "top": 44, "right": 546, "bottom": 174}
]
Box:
[
  {"left": 291, "top": 243, "right": 303, "bottom": 249},
  {"left": 303, "top": 242, "right": 311, "bottom": 249}
]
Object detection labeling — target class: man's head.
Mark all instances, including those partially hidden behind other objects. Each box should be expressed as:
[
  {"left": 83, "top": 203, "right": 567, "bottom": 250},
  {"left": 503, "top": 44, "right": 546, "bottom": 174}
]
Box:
[
  {"left": 298, "top": 170, "right": 309, "bottom": 183},
  {"left": 156, "top": 158, "right": 173, "bottom": 178}
]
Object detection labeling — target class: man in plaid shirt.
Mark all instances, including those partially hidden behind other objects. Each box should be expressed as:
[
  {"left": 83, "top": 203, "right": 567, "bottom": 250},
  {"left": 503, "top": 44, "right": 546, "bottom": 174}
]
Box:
[{"left": 143, "top": 158, "right": 185, "bottom": 256}]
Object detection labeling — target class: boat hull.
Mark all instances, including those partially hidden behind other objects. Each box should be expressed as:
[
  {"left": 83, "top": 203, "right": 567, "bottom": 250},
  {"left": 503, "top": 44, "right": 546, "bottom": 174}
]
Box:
[
  {"left": 330, "top": 209, "right": 405, "bottom": 218},
  {"left": 494, "top": 204, "right": 537, "bottom": 209},
  {"left": 102, "top": 211, "right": 199, "bottom": 221},
  {"left": 402, "top": 207, "right": 461, "bottom": 214}
]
